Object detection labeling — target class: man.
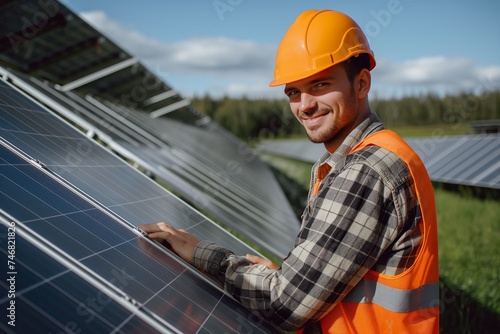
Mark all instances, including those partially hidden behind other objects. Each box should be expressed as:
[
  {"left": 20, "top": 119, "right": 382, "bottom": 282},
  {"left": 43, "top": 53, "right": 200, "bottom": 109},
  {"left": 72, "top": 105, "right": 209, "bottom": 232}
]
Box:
[{"left": 140, "top": 9, "right": 439, "bottom": 333}]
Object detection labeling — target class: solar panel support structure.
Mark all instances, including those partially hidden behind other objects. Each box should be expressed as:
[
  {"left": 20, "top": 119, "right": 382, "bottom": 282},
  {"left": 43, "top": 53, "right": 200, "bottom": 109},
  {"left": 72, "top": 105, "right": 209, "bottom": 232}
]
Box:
[
  {"left": 56, "top": 57, "right": 139, "bottom": 91},
  {"left": 149, "top": 99, "right": 191, "bottom": 118},
  {"left": 143, "top": 90, "right": 178, "bottom": 106}
]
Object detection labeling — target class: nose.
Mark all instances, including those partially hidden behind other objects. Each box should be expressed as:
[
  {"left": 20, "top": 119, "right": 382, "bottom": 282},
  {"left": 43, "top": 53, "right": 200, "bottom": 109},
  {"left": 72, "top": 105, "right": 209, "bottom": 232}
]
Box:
[{"left": 298, "top": 92, "right": 317, "bottom": 114}]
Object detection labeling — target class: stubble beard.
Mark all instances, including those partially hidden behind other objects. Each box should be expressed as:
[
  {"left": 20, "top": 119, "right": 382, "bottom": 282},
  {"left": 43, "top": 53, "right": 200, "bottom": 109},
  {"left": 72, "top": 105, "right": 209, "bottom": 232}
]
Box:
[
  {"left": 305, "top": 85, "right": 358, "bottom": 145},
  {"left": 305, "top": 121, "right": 339, "bottom": 144}
]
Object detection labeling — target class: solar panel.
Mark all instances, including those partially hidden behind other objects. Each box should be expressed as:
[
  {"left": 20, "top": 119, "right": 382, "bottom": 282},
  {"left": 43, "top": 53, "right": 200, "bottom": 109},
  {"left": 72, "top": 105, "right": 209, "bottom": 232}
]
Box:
[
  {"left": 0, "top": 77, "right": 260, "bottom": 255},
  {"left": 259, "top": 139, "right": 324, "bottom": 163},
  {"left": 0, "top": 0, "right": 186, "bottom": 117},
  {"left": 406, "top": 135, "right": 500, "bottom": 189},
  {"left": 0, "top": 0, "right": 300, "bottom": 258},
  {"left": 3, "top": 68, "right": 299, "bottom": 258},
  {"left": 0, "top": 80, "right": 284, "bottom": 333},
  {"left": 259, "top": 135, "right": 500, "bottom": 190},
  {"left": 0, "top": 213, "right": 168, "bottom": 334}
]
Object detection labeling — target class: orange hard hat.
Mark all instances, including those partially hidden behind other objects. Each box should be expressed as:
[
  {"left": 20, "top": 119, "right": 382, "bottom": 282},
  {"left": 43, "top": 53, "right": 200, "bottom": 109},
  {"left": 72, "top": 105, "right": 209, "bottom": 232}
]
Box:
[{"left": 269, "top": 9, "right": 376, "bottom": 87}]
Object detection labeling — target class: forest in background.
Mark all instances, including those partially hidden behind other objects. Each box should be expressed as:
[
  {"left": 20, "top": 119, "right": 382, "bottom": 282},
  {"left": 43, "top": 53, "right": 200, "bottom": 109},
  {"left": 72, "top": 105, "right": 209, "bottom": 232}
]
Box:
[{"left": 191, "top": 90, "right": 500, "bottom": 141}]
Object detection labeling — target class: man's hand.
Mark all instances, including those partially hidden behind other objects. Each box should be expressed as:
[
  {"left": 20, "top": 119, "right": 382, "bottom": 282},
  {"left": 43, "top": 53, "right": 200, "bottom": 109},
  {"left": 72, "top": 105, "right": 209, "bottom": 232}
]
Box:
[
  {"left": 245, "top": 254, "right": 279, "bottom": 270},
  {"left": 139, "top": 223, "right": 200, "bottom": 265}
]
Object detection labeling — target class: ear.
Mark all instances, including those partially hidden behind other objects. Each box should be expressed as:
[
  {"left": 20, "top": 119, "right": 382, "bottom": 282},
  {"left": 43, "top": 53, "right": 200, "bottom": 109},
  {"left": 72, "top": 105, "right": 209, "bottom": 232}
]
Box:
[{"left": 356, "top": 68, "right": 371, "bottom": 99}]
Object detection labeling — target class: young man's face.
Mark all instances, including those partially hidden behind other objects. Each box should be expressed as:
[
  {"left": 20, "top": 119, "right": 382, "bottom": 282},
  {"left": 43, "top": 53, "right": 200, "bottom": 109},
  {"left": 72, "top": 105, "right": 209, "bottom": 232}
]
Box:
[{"left": 284, "top": 64, "right": 362, "bottom": 151}]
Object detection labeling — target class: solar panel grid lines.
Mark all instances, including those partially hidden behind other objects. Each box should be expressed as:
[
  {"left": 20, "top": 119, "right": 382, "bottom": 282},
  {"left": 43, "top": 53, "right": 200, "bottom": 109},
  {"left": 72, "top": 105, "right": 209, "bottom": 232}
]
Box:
[
  {"left": 150, "top": 117, "right": 299, "bottom": 217},
  {"left": 95, "top": 98, "right": 172, "bottom": 140},
  {"left": 94, "top": 96, "right": 298, "bottom": 221},
  {"left": 78, "top": 93, "right": 169, "bottom": 148},
  {"left": 0, "top": 136, "right": 151, "bottom": 247},
  {"left": 440, "top": 139, "right": 493, "bottom": 178},
  {"left": 103, "top": 138, "right": 293, "bottom": 256},
  {"left": 406, "top": 134, "right": 500, "bottom": 189},
  {"left": 0, "top": 1, "right": 296, "bottom": 330},
  {"left": 0, "top": 227, "right": 168, "bottom": 334},
  {"left": 405, "top": 137, "right": 457, "bottom": 169},
  {"left": 473, "top": 159, "right": 500, "bottom": 186},
  {"left": 425, "top": 138, "right": 480, "bottom": 175},
  {"left": 0, "top": 137, "right": 284, "bottom": 333},
  {"left": 113, "top": 141, "right": 288, "bottom": 245},
  {"left": 0, "top": 68, "right": 136, "bottom": 148},
  {"left": 0, "top": 78, "right": 264, "bottom": 256},
  {"left": 458, "top": 138, "right": 497, "bottom": 183},
  {"left": 0, "top": 149, "right": 181, "bottom": 332},
  {"left": 162, "top": 128, "right": 279, "bottom": 199},
  {"left": 137, "top": 142, "right": 298, "bottom": 248},
  {"left": 24, "top": 71, "right": 161, "bottom": 149},
  {"left": 0, "top": 212, "right": 177, "bottom": 334},
  {"left": 2, "top": 67, "right": 299, "bottom": 258},
  {"left": 164, "top": 147, "right": 285, "bottom": 222},
  {"left": 94, "top": 96, "right": 288, "bottom": 205}
]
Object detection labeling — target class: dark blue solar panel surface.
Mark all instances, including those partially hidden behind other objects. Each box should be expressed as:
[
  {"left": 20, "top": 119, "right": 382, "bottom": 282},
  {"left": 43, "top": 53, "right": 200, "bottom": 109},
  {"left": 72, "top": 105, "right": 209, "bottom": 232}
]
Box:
[
  {"left": 0, "top": 80, "right": 284, "bottom": 333},
  {"left": 5, "top": 70, "right": 298, "bottom": 258},
  {"left": 406, "top": 135, "right": 500, "bottom": 189},
  {"left": 0, "top": 79, "right": 257, "bottom": 256},
  {"left": 0, "top": 215, "right": 165, "bottom": 334}
]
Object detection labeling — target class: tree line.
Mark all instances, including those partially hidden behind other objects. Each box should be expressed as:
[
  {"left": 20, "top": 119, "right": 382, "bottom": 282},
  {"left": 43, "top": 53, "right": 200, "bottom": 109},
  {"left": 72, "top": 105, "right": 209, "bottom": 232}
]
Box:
[{"left": 191, "top": 90, "right": 500, "bottom": 141}]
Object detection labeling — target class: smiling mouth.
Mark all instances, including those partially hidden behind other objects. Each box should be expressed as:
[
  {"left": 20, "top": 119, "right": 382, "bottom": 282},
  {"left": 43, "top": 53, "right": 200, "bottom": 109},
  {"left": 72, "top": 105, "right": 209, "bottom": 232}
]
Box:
[{"left": 303, "top": 112, "right": 328, "bottom": 128}]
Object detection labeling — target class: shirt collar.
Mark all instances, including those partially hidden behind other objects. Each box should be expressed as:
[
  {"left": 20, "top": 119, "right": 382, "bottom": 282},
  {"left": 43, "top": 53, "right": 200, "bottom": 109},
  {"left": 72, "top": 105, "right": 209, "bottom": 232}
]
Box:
[{"left": 315, "top": 113, "right": 384, "bottom": 170}]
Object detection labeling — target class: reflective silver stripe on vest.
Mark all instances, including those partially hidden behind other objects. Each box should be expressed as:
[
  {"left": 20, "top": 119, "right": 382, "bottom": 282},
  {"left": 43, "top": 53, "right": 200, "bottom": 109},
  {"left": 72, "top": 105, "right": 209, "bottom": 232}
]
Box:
[{"left": 342, "top": 279, "right": 439, "bottom": 313}]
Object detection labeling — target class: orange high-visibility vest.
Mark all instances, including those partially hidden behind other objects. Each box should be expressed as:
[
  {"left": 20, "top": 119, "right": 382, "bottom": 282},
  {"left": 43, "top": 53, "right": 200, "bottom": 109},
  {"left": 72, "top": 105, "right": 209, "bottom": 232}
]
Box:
[{"left": 301, "top": 129, "right": 440, "bottom": 334}]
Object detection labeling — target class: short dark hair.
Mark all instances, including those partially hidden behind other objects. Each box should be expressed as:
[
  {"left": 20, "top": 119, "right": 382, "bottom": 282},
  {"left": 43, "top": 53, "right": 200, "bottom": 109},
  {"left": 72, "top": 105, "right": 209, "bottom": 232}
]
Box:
[{"left": 343, "top": 53, "right": 371, "bottom": 83}]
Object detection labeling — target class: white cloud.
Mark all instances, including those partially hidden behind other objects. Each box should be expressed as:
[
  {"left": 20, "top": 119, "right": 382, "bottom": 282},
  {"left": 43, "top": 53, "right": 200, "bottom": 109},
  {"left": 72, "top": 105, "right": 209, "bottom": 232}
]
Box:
[
  {"left": 225, "top": 82, "right": 284, "bottom": 99},
  {"left": 81, "top": 11, "right": 500, "bottom": 99},
  {"left": 373, "top": 56, "right": 500, "bottom": 97},
  {"left": 80, "top": 11, "right": 275, "bottom": 78}
]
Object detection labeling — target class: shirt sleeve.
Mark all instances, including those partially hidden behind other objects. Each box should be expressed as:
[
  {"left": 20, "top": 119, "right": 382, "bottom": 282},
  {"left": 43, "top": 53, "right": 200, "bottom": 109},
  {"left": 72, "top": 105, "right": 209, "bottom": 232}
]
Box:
[{"left": 192, "top": 156, "right": 412, "bottom": 331}]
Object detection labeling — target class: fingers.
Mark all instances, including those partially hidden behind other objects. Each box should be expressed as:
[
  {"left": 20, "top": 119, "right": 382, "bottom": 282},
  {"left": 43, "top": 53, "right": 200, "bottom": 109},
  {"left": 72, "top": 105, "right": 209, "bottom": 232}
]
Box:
[
  {"left": 245, "top": 254, "right": 261, "bottom": 263},
  {"left": 139, "top": 222, "right": 173, "bottom": 233},
  {"left": 139, "top": 222, "right": 175, "bottom": 240},
  {"left": 138, "top": 222, "right": 199, "bottom": 265},
  {"left": 138, "top": 222, "right": 175, "bottom": 250},
  {"left": 245, "top": 254, "right": 279, "bottom": 270}
]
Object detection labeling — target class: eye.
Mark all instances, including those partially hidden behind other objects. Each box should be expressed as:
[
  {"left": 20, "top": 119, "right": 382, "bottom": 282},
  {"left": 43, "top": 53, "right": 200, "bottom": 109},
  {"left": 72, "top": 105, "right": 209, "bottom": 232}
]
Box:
[
  {"left": 285, "top": 89, "right": 299, "bottom": 98},
  {"left": 314, "top": 81, "right": 328, "bottom": 88}
]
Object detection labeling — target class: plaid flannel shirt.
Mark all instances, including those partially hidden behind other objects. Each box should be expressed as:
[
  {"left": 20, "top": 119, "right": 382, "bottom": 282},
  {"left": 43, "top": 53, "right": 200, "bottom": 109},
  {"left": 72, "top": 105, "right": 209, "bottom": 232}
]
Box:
[{"left": 193, "top": 113, "right": 422, "bottom": 332}]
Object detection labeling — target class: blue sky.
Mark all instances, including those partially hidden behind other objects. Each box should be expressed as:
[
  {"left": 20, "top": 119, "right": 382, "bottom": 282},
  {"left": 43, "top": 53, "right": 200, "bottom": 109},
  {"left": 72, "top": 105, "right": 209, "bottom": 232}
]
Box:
[{"left": 63, "top": 0, "right": 500, "bottom": 99}]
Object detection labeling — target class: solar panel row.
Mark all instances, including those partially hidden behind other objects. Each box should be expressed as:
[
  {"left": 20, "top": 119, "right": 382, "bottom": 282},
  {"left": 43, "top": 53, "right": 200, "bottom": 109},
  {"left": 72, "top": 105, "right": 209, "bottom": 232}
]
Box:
[
  {"left": 0, "top": 0, "right": 300, "bottom": 259},
  {"left": 2, "top": 68, "right": 299, "bottom": 258},
  {"left": 406, "top": 136, "right": 500, "bottom": 189},
  {"left": 0, "top": 79, "right": 255, "bottom": 257},
  {"left": 259, "top": 134, "right": 500, "bottom": 190},
  {"left": 0, "top": 79, "right": 284, "bottom": 333},
  {"left": 0, "top": 1, "right": 298, "bottom": 331}
]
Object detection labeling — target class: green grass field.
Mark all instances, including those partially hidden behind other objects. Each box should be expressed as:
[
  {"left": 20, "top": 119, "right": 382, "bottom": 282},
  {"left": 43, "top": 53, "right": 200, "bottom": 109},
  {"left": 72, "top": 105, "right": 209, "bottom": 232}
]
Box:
[
  {"left": 436, "top": 187, "right": 500, "bottom": 313},
  {"left": 435, "top": 186, "right": 500, "bottom": 332}
]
